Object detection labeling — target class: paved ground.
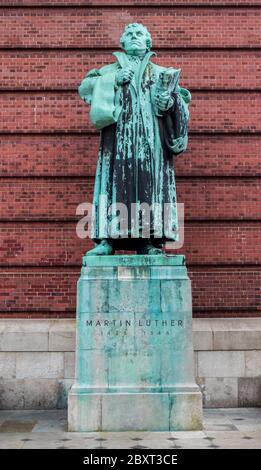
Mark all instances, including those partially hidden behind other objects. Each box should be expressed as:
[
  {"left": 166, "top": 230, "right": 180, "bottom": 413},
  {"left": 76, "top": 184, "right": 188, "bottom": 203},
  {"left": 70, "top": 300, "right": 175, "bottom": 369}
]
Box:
[{"left": 0, "top": 408, "right": 260, "bottom": 449}]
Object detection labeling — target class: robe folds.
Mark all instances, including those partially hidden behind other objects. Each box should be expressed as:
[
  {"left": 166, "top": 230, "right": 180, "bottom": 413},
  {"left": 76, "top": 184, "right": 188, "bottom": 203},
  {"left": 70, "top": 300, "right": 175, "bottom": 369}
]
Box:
[{"left": 79, "top": 51, "right": 191, "bottom": 246}]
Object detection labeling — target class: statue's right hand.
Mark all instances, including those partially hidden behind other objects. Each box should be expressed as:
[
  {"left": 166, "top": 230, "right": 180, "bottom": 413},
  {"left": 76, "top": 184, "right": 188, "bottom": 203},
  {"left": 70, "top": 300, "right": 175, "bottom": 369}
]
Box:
[{"left": 116, "top": 67, "right": 134, "bottom": 86}]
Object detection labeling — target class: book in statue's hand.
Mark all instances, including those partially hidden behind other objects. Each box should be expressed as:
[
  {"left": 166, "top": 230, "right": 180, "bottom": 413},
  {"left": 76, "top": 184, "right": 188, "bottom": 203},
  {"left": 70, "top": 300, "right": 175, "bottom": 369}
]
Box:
[
  {"left": 157, "top": 67, "right": 181, "bottom": 95},
  {"left": 154, "top": 68, "right": 181, "bottom": 116}
]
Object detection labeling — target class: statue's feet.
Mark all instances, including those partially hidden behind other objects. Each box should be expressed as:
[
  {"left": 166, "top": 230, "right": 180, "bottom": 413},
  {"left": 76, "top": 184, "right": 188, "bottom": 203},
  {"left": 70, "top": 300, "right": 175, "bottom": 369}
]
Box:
[
  {"left": 137, "top": 242, "right": 163, "bottom": 255},
  {"left": 86, "top": 240, "right": 115, "bottom": 256}
]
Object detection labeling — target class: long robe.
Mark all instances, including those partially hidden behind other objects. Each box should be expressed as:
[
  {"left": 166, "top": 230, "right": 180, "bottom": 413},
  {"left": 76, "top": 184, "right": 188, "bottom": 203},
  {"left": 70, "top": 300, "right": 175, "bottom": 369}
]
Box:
[{"left": 79, "top": 51, "right": 191, "bottom": 247}]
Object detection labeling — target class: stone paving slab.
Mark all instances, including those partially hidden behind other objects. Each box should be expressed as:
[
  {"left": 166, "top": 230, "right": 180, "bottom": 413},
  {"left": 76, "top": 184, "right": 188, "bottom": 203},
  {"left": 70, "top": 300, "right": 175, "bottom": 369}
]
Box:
[{"left": 0, "top": 409, "right": 260, "bottom": 449}]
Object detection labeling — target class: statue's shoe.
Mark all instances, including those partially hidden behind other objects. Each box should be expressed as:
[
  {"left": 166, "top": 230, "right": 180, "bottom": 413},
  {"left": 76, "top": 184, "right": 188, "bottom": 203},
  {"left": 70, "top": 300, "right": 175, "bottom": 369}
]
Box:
[
  {"left": 86, "top": 241, "right": 115, "bottom": 256},
  {"left": 137, "top": 244, "right": 163, "bottom": 255}
]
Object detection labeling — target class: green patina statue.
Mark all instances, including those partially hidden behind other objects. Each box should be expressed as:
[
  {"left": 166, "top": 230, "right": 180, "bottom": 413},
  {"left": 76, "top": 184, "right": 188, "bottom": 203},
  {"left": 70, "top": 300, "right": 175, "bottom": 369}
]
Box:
[{"left": 79, "top": 23, "right": 191, "bottom": 255}]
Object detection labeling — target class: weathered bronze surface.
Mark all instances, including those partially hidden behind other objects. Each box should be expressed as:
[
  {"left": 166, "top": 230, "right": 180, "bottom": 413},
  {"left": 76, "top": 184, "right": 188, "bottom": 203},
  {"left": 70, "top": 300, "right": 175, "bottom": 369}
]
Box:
[{"left": 79, "top": 23, "right": 191, "bottom": 255}]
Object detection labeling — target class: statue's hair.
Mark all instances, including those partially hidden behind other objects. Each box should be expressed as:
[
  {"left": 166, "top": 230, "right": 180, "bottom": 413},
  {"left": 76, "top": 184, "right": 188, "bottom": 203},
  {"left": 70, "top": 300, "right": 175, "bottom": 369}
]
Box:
[{"left": 120, "top": 23, "right": 152, "bottom": 50}]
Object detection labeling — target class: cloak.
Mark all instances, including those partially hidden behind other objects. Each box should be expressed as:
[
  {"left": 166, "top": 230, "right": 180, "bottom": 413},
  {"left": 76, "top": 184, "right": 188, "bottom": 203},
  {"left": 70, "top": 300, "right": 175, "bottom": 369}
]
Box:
[{"left": 79, "top": 51, "right": 191, "bottom": 245}]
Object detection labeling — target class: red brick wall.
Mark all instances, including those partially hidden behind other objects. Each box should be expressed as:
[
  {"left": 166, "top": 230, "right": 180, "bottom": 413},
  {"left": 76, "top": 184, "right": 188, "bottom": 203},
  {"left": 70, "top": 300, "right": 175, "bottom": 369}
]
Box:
[{"left": 0, "top": 1, "right": 260, "bottom": 318}]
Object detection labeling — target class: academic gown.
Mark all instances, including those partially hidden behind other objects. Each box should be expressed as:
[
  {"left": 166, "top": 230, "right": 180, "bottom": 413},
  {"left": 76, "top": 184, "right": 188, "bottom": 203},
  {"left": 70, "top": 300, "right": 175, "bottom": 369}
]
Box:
[{"left": 78, "top": 51, "right": 191, "bottom": 246}]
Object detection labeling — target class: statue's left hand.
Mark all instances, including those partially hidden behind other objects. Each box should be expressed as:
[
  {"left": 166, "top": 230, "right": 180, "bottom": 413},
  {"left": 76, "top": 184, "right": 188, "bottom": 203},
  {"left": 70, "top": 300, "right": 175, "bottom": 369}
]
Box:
[
  {"left": 155, "top": 91, "right": 173, "bottom": 112},
  {"left": 171, "top": 137, "right": 185, "bottom": 154}
]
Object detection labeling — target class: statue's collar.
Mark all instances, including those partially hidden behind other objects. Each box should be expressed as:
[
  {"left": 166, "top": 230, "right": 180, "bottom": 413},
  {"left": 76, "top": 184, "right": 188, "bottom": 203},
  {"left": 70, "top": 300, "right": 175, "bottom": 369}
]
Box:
[{"left": 112, "top": 51, "right": 156, "bottom": 68}]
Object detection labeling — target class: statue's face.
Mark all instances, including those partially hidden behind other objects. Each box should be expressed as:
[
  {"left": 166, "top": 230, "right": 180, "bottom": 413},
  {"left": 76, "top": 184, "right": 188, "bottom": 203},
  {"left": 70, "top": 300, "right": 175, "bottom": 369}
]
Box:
[{"left": 123, "top": 26, "right": 148, "bottom": 55}]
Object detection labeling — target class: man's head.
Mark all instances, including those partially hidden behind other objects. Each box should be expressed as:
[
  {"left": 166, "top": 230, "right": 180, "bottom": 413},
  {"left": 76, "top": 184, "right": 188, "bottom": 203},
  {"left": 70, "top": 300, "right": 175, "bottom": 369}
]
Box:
[{"left": 120, "top": 23, "right": 152, "bottom": 56}]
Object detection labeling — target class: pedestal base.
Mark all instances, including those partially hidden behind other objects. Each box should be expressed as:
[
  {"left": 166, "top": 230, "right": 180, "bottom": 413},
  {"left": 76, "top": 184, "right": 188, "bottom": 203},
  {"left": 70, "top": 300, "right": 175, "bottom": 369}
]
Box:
[
  {"left": 68, "top": 255, "right": 203, "bottom": 431},
  {"left": 68, "top": 389, "right": 203, "bottom": 432}
]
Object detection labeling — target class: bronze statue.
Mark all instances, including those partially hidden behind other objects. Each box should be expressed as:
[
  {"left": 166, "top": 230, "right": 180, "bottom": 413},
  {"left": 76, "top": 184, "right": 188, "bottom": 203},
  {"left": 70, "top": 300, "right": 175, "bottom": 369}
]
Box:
[{"left": 79, "top": 23, "right": 191, "bottom": 255}]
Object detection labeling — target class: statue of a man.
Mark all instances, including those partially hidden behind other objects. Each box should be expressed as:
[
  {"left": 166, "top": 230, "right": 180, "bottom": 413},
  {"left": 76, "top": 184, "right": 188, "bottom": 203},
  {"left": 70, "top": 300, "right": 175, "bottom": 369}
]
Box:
[{"left": 79, "top": 23, "right": 191, "bottom": 255}]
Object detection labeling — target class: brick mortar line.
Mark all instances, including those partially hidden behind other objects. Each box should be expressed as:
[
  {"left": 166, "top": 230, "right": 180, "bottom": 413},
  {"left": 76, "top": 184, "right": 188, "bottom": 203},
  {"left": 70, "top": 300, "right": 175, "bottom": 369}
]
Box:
[
  {"left": 1, "top": 89, "right": 259, "bottom": 93},
  {"left": 1, "top": 175, "right": 261, "bottom": 179},
  {"left": 0, "top": 46, "right": 260, "bottom": 52},
  {"left": 1, "top": 131, "right": 260, "bottom": 136},
  {"left": 0, "top": 267, "right": 260, "bottom": 272},
  {"left": 0, "top": 218, "right": 260, "bottom": 223},
  {"left": 0, "top": 88, "right": 260, "bottom": 93},
  {"left": 0, "top": 4, "right": 260, "bottom": 9},
  {"left": 1, "top": 174, "right": 261, "bottom": 178},
  {"left": 0, "top": 175, "right": 260, "bottom": 179},
  {"left": 0, "top": 263, "right": 260, "bottom": 269},
  {"left": 1, "top": 48, "right": 261, "bottom": 53},
  {"left": 1, "top": 220, "right": 260, "bottom": 224}
]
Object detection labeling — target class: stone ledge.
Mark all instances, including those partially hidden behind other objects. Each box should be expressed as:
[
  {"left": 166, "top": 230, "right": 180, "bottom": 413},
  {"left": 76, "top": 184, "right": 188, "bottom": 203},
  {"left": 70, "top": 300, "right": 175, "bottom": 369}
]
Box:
[
  {"left": 68, "top": 389, "right": 203, "bottom": 431},
  {"left": 1, "top": 375, "right": 261, "bottom": 409},
  {"left": 194, "top": 318, "right": 261, "bottom": 351},
  {"left": 0, "top": 378, "right": 73, "bottom": 409},
  {"left": 82, "top": 254, "right": 186, "bottom": 267},
  {"left": 0, "top": 320, "right": 75, "bottom": 352},
  {"left": 0, "top": 318, "right": 260, "bottom": 409},
  {"left": 0, "top": 318, "right": 260, "bottom": 352}
]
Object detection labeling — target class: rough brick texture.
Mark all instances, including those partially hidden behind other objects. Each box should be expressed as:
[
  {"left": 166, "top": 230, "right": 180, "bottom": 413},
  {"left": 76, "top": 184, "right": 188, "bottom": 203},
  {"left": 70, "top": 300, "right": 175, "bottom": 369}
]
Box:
[
  {"left": 0, "top": 178, "right": 260, "bottom": 220},
  {"left": 0, "top": 223, "right": 260, "bottom": 266},
  {"left": 2, "top": 1, "right": 260, "bottom": 5},
  {"left": 1, "top": 135, "right": 260, "bottom": 177},
  {"left": 0, "top": 3, "right": 260, "bottom": 318},
  {"left": 0, "top": 269, "right": 259, "bottom": 317},
  {"left": 0, "top": 51, "right": 260, "bottom": 90},
  {"left": 0, "top": 8, "right": 260, "bottom": 49},
  {"left": 0, "top": 92, "right": 260, "bottom": 133}
]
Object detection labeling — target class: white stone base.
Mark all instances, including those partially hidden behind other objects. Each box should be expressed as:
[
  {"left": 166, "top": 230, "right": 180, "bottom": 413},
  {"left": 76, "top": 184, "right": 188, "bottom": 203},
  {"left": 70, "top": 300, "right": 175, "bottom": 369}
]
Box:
[
  {"left": 68, "top": 388, "right": 203, "bottom": 432},
  {"left": 0, "top": 318, "right": 261, "bottom": 409}
]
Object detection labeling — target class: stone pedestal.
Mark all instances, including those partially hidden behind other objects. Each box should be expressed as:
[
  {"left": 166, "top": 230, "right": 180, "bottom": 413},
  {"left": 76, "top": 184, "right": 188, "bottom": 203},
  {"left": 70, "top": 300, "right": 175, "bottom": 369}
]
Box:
[{"left": 68, "top": 254, "right": 203, "bottom": 431}]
